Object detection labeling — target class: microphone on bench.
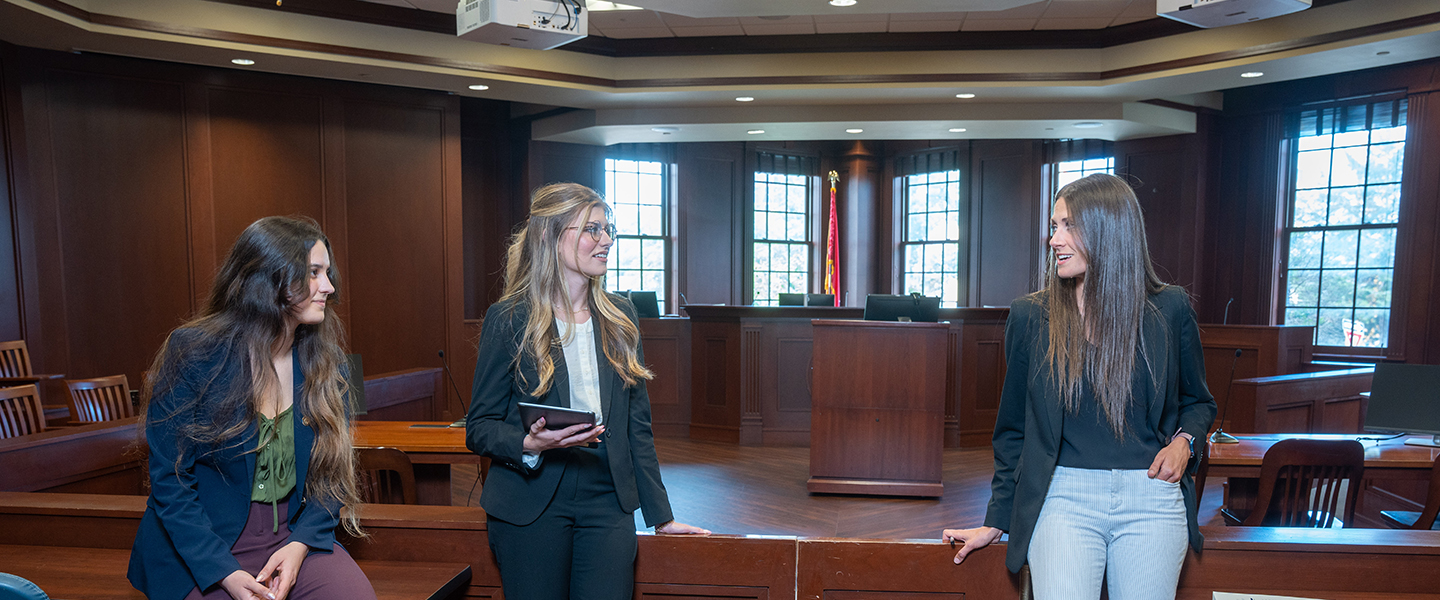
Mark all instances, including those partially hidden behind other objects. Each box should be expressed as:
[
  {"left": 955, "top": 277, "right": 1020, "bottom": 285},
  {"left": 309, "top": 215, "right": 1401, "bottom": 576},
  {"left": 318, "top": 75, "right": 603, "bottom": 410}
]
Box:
[
  {"left": 1210, "top": 348, "right": 1243, "bottom": 444},
  {"left": 439, "top": 350, "right": 470, "bottom": 428}
]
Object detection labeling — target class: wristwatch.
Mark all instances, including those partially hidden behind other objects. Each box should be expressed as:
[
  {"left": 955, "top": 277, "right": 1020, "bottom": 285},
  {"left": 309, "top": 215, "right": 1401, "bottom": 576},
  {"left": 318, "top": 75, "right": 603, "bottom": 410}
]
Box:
[{"left": 1173, "top": 431, "right": 1195, "bottom": 458}]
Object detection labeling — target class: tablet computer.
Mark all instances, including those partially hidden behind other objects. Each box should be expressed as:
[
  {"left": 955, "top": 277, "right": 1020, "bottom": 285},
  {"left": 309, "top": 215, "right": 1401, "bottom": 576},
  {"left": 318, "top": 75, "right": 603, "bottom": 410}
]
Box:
[{"left": 518, "top": 402, "right": 597, "bottom": 431}]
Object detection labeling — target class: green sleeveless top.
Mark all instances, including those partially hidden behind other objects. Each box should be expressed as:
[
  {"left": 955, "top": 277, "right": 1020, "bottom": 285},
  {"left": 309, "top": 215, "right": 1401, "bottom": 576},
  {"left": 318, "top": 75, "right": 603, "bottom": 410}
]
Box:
[{"left": 252, "top": 406, "right": 296, "bottom": 533}]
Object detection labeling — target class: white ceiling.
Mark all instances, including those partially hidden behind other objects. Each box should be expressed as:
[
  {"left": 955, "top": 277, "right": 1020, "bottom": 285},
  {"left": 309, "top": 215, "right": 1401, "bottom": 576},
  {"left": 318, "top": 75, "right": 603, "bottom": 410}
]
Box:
[{"left": 3, "top": 0, "right": 1438, "bottom": 144}]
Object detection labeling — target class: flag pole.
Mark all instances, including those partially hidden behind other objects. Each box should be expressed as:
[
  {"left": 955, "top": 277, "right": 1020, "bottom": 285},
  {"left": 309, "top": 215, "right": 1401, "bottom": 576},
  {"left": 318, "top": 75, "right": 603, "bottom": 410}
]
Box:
[{"left": 825, "top": 171, "right": 840, "bottom": 307}]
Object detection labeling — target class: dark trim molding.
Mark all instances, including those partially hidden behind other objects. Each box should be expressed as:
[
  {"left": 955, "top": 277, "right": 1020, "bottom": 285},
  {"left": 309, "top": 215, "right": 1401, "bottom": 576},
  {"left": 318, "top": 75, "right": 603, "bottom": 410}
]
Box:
[{"left": 26, "top": 0, "right": 1438, "bottom": 90}]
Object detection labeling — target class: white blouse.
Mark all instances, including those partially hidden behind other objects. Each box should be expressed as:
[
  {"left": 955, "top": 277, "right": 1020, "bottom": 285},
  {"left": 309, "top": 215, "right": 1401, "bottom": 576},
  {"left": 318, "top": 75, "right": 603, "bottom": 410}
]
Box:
[{"left": 556, "top": 316, "right": 604, "bottom": 426}]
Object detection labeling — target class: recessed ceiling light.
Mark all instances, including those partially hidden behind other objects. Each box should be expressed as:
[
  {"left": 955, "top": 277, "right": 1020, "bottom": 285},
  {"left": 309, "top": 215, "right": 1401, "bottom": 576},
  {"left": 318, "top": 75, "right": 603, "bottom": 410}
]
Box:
[
  {"left": 231, "top": 58, "right": 255, "bottom": 65},
  {"left": 949, "top": 128, "right": 967, "bottom": 133},
  {"left": 955, "top": 93, "right": 976, "bottom": 99},
  {"left": 468, "top": 84, "right": 490, "bottom": 91},
  {"left": 736, "top": 96, "right": 755, "bottom": 102},
  {"left": 1376, "top": 51, "right": 1391, "bottom": 56},
  {"left": 1241, "top": 71, "right": 1264, "bottom": 78},
  {"left": 830, "top": 0, "right": 858, "bottom": 6},
  {"left": 652, "top": 126, "right": 680, "bottom": 134},
  {"left": 747, "top": 129, "right": 765, "bottom": 135},
  {"left": 845, "top": 128, "right": 863, "bottom": 134},
  {"left": 1073, "top": 122, "right": 1105, "bottom": 129}
]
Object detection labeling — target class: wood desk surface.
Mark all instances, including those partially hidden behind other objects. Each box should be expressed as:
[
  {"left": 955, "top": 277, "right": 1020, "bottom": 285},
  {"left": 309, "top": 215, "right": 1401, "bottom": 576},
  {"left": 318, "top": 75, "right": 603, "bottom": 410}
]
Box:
[
  {"left": 0, "top": 544, "right": 471, "bottom": 600},
  {"left": 353, "top": 421, "right": 475, "bottom": 458},
  {"left": 1208, "top": 434, "right": 1440, "bottom": 469}
]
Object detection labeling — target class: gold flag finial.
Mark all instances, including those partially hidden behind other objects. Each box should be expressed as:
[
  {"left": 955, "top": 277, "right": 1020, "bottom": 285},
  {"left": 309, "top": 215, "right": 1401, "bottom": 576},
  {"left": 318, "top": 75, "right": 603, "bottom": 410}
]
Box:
[{"left": 828, "top": 170, "right": 838, "bottom": 186}]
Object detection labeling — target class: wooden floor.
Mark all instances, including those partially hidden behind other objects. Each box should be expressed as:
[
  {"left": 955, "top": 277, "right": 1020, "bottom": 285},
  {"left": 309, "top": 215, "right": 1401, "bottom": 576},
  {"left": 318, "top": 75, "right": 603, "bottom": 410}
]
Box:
[{"left": 452, "top": 436, "right": 1228, "bottom": 540}]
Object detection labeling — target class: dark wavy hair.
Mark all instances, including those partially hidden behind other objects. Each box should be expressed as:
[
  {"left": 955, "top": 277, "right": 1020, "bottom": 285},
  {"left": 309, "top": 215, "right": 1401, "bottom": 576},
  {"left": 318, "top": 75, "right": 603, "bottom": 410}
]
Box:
[{"left": 140, "top": 216, "right": 362, "bottom": 536}]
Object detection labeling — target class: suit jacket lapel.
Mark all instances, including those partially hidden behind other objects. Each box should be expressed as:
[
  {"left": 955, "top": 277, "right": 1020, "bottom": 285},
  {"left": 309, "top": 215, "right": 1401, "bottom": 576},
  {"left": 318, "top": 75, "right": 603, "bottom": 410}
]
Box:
[
  {"left": 593, "top": 320, "right": 616, "bottom": 423},
  {"left": 551, "top": 341, "right": 571, "bottom": 409},
  {"left": 1141, "top": 302, "right": 1167, "bottom": 424}
]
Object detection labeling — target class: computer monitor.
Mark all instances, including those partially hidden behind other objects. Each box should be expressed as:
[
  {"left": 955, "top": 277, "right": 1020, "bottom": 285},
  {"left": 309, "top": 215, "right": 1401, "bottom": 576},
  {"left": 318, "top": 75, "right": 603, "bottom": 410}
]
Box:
[
  {"left": 805, "top": 293, "right": 835, "bottom": 306},
  {"left": 777, "top": 293, "right": 805, "bottom": 306},
  {"left": 345, "top": 353, "right": 367, "bottom": 416},
  {"left": 623, "top": 291, "right": 661, "bottom": 318},
  {"left": 1365, "top": 362, "right": 1440, "bottom": 445},
  {"left": 862, "top": 293, "right": 940, "bottom": 322}
]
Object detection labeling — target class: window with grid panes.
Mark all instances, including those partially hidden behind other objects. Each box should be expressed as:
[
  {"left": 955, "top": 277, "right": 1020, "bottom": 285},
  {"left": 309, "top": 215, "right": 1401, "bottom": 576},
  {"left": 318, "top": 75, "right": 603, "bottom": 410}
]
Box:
[
  {"left": 1055, "top": 156, "right": 1115, "bottom": 189},
  {"left": 603, "top": 157, "right": 668, "bottom": 312},
  {"left": 752, "top": 153, "right": 814, "bottom": 306},
  {"left": 1282, "top": 96, "right": 1407, "bottom": 349},
  {"left": 897, "top": 149, "right": 966, "bottom": 307}
]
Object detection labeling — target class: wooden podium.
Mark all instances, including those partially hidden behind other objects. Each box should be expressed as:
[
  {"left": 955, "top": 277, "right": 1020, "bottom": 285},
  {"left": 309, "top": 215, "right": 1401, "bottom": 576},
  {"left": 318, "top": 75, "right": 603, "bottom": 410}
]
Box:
[{"left": 807, "top": 319, "right": 948, "bottom": 497}]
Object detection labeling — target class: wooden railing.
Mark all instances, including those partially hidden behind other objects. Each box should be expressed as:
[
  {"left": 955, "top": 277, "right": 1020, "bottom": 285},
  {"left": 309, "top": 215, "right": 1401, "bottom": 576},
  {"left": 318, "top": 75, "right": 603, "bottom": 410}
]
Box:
[{"left": 4, "top": 492, "right": 1438, "bottom": 600}]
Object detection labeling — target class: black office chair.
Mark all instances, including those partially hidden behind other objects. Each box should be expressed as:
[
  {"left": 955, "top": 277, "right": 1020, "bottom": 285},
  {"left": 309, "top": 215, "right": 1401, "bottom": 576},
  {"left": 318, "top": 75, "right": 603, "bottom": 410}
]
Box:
[{"left": 0, "top": 573, "right": 49, "bottom": 600}]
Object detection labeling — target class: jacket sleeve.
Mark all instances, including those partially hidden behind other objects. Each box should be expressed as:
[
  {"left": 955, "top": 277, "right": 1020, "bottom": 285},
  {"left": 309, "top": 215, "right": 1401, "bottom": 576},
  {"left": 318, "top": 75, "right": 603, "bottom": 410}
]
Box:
[
  {"left": 466, "top": 302, "right": 533, "bottom": 472},
  {"left": 146, "top": 352, "right": 246, "bottom": 591},
  {"left": 983, "top": 300, "right": 1033, "bottom": 533},
  {"left": 1173, "top": 295, "right": 1217, "bottom": 465},
  {"left": 622, "top": 302, "right": 675, "bottom": 527}
]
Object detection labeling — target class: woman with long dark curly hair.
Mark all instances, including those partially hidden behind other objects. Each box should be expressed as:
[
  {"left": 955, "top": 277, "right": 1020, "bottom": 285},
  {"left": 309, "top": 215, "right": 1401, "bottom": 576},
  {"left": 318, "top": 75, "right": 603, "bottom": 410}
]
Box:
[{"left": 129, "top": 216, "right": 375, "bottom": 600}]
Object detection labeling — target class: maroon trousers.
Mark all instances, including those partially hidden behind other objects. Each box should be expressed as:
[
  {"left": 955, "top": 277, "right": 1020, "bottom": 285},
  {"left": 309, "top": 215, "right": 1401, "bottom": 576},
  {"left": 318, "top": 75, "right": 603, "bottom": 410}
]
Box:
[{"left": 183, "top": 499, "right": 376, "bottom": 600}]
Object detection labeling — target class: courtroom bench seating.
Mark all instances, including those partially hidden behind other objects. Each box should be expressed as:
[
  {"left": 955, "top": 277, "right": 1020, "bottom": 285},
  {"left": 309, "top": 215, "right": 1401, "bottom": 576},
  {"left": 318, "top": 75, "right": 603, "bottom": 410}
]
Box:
[{"left": 3, "top": 492, "right": 1439, "bottom": 600}]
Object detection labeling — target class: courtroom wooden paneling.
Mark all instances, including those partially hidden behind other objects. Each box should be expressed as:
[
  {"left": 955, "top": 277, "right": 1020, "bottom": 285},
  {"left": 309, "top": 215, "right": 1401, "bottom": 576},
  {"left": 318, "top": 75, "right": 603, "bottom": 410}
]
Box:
[
  {"left": 687, "top": 310, "right": 745, "bottom": 443},
  {"left": 638, "top": 317, "right": 690, "bottom": 438},
  {"left": 971, "top": 140, "right": 1044, "bottom": 308},
  {"left": 206, "top": 87, "right": 326, "bottom": 260},
  {"left": 460, "top": 97, "right": 526, "bottom": 318},
  {"left": 0, "top": 48, "right": 468, "bottom": 402},
  {"left": 798, "top": 538, "right": 1021, "bottom": 600},
  {"left": 529, "top": 140, "right": 603, "bottom": 191},
  {"left": 0, "top": 418, "right": 143, "bottom": 494},
  {"left": 1226, "top": 368, "right": 1373, "bottom": 434},
  {"left": 1114, "top": 127, "right": 1216, "bottom": 295},
  {"left": 0, "top": 43, "right": 23, "bottom": 342},
  {"left": 676, "top": 142, "right": 746, "bottom": 306},
  {"left": 833, "top": 141, "right": 883, "bottom": 306},
  {"left": 19, "top": 63, "right": 194, "bottom": 388},
  {"left": 951, "top": 314, "right": 1008, "bottom": 448}
]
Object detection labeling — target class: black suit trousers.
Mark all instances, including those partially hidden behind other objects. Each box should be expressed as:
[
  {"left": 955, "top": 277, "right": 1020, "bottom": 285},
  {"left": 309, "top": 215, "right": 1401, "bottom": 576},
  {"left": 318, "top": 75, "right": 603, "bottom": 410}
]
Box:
[{"left": 486, "top": 443, "right": 638, "bottom": 600}]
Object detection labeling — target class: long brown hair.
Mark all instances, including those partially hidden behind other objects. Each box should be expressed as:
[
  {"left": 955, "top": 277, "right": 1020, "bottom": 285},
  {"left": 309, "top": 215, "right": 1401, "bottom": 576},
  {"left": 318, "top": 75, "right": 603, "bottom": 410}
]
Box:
[
  {"left": 1044, "top": 174, "right": 1167, "bottom": 435},
  {"left": 141, "top": 216, "right": 363, "bottom": 536},
  {"left": 498, "top": 183, "right": 653, "bottom": 396}
]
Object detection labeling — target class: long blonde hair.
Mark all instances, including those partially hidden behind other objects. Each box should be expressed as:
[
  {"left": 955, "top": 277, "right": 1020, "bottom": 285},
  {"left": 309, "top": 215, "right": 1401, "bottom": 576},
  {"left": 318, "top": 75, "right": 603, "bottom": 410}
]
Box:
[
  {"left": 499, "top": 183, "right": 653, "bottom": 396},
  {"left": 141, "top": 216, "right": 363, "bottom": 537},
  {"left": 1044, "top": 174, "right": 1167, "bottom": 435}
]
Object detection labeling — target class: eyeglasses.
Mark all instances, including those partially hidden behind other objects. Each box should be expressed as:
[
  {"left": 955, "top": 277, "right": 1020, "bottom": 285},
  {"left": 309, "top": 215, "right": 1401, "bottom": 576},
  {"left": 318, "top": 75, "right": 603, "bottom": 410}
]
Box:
[{"left": 567, "top": 223, "right": 617, "bottom": 242}]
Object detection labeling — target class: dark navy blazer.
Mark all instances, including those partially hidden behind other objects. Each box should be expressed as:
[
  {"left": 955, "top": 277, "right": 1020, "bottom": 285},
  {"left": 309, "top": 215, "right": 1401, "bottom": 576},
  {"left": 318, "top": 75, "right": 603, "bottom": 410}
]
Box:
[
  {"left": 128, "top": 331, "right": 341, "bottom": 600},
  {"left": 466, "top": 295, "right": 674, "bottom": 528},
  {"left": 982, "top": 286, "right": 1217, "bottom": 573}
]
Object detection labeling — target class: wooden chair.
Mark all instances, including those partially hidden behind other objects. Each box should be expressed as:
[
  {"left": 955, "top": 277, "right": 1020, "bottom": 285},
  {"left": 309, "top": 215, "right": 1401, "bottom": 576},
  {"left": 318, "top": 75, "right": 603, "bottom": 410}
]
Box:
[
  {"left": 357, "top": 447, "right": 417, "bottom": 505},
  {"left": 65, "top": 375, "right": 134, "bottom": 425},
  {"left": 1380, "top": 455, "right": 1440, "bottom": 530},
  {"left": 0, "top": 385, "right": 46, "bottom": 439},
  {"left": 0, "top": 340, "right": 62, "bottom": 387},
  {"left": 1221, "top": 439, "right": 1364, "bottom": 528}
]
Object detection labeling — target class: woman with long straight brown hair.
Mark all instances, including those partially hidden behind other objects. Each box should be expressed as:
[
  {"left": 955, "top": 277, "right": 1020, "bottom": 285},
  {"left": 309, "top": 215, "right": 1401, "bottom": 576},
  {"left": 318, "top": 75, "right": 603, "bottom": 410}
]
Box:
[
  {"left": 129, "top": 216, "right": 375, "bottom": 600},
  {"left": 942, "top": 174, "right": 1215, "bottom": 600},
  {"left": 467, "top": 182, "right": 708, "bottom": 600}
]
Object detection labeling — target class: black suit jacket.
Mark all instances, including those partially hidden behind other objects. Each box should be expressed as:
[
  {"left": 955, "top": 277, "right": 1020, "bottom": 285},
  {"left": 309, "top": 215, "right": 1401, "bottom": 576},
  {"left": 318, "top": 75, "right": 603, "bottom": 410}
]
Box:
[
  {"left": 982, "top": 286, "right": 1216, "bottom": 573},
  {"left": 466, "top": 295, "right": 674, "bottom": 528}
]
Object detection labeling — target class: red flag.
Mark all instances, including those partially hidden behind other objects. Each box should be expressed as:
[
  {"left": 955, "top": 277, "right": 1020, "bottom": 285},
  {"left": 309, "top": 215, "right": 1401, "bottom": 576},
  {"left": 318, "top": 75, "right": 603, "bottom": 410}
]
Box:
[{"left": 824, "top": 171, "right": 839, "bottom": 306}]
